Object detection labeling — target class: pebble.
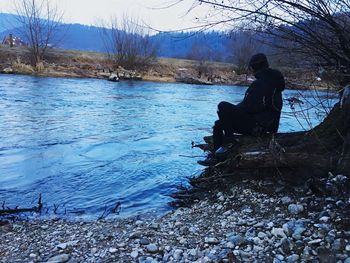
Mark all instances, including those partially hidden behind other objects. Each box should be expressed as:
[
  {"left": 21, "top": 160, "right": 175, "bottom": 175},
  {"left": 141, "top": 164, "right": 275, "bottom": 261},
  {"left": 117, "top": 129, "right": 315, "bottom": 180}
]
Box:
[
  {"left": 271, "top": 227, "right": 287, "bottom": 239},
  {"left": 228, "top": 234, "right": 244, "bottom": 246},
  {"left": 135, "top": 220, "right": 143, "bottom": 226},
  {"left": 205, "top": 237, "right": 220, "bottom": 244},
  {"left": 150, "top": 223, "right": 159, "bottom": 230},
  {"left": 308, "top": 239, "right": 322, "bottom": 245},
  {"left": 257, "top": 232, "right": 267, "bottom": 239},
  {"left": 130, "top": 250, "right": 138, "bottom": 258},
  {"left": 346, "top": 244, "right": 350, "bottom": 251},
  {"left": 146, "top": 244, "right": 158, "bottom": 253},
  {"left": 286, "top": 254, "right": 299, "bottom": 262},
  {"left": 46, "top": 254, "right": 70, "bottom": 263},
  {"left": 1, "top": 175, "right": 349, "bottom": 263},
  {"left": 288, "top": 204, "right": 304, "bottom": 214},
  {"left": 319, "top": 216, "right": 330, "bottom": 223},
  {"left": 281, "top": 196, "right": 293, "bottom": 204},
  {"left": 109, "top": 248, "right": 118, "bottom": 254},
  {"left": 332, "top": 238, "right": 345, "bottom": 251},
  {"left": 140, "top": 238, "right": 151, "bottom": 245}
]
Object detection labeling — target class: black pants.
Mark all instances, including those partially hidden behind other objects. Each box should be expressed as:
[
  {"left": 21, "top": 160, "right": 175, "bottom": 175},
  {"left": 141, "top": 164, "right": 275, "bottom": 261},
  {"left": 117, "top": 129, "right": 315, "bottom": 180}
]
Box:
[{"left": 213, "top": 101, "right": 257, "bottom": 151}]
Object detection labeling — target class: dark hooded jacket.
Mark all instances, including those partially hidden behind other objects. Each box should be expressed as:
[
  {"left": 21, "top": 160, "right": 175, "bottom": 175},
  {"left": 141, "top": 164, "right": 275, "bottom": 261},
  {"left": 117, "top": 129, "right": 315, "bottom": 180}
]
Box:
[{"left": 238, "top": 68, "right": 285, "bottom": 133}]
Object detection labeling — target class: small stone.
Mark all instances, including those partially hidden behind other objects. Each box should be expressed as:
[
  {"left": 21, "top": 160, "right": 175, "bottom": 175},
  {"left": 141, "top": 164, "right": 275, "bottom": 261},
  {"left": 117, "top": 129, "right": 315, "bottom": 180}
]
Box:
[
  {"left": 223, "top": 210, "right": 231, "bottom": 216},
  {"left": 130, "top": 250, "right": 138, "bottom": 258},
  {"left": 275, "top": 254, "right": 284, "bottom": 260},
  {"left": 308, "top": 239, "right": 322, "bottom": 245},
  {"left": 319, "top": 211, "right": 330, "bottom": 218},
  {"left": 29, "top": 253, "right": 36, "bottom": 258},
  {"left": 258, "top": 232, "right": 267, "bottom": 239},
  {"left": 179, "top": 238, "right": 186, "bottom": 244},
  {"left": 332, "top": 238, "right": 345, "bottom": 251},
  {"left": 286, "top": 254, "right": 299, "bottom": 263},
  {"left": 254, "top": 222, "right": 264, "bottom": 228},
  {"left": 140, "top": 238, "right": 151, "bottom": 245},
  {"left": 129, "top": 231, "right": 142, "bottom": 239},
  {"left": 46, "top": 254, "right": 70, "bottom": 263},
  {"left": 336, "top": 200, "right": 345, "bottom": 207},
  {"left": 56, "top": 240, "right": 79, "bottom": 250},
  {"left": 189, "top": 226, "right": 197, "bottom": 233},
  {"left": 346, "top": 244, "right": 350, "bottom": 251},
  {"left": 41, "top": 225, "right": 49, "bottom": 230},
  {"left": 189, "top": 248, "right": 197, "bottom": 257},
  {"left": 288, "top": 204, "right": 304, "bottom": 214},
  {"left": 266, "top": 222, "right": 274, "bottom": 229},
  {"left": 135, "top": 220, "right": 143, "bottom": 226},
  {"left": 319, "top": 216, "right": 330, "bottom": 223},
  {"left": 173, "top": 249, "right": 183, "bottom": 260},
  {"left": 281, "top": 196, "right": 293, "bottom": 204},
  {"left": 316, "top": 247, "right": 336, "bottom": 262},
  {"left": 205, "top": 237, "right": 220, "bottom": 244},
  {"left": 109, "top": 248, "right": 117, "bottom": 254},
  {"left": 226, "top": 242, "right": 235, "bottom": 248},
  {"left": 150, "top": 223, "right": 159, "bottom": 230},
  {"left": 228, "top": 234, "right": 244, "bottom": 246},
  {"left": 146, "top": 244, "right": 158, "bottom": 253},
  {"left": 216, "top": 205, "right": 223, "bottom": 210},
  {"left": 281, "top": 238, "right": 291, "bottom": 254},
  {"left": 271, "top": 228, "right": 287, "bottom": 239},
  {"left": 344, "top": 257, "right": 350, "bottom": 263},
  {"left": 117, "top": 242, "right": 126, "bottom": 248}
]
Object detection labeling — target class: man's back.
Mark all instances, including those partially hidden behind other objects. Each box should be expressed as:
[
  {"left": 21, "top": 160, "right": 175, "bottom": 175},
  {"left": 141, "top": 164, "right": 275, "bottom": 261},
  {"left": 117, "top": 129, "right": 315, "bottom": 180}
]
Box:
[{"left": 239, "top": 68, "right": 285, "bottom": 133}]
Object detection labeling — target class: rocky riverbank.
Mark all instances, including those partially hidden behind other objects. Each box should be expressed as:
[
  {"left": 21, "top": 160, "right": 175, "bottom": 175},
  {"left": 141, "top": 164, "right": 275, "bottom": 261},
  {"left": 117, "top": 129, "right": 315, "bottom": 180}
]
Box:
[
  {"left": 0, "top": 45, "right": 334, "bottom": 89},
  {"left": 1, "top": 176, "right": 349, "bottom": 263},
  {"left": 0, "top": 46, "right": 245, "bottom": 86}
]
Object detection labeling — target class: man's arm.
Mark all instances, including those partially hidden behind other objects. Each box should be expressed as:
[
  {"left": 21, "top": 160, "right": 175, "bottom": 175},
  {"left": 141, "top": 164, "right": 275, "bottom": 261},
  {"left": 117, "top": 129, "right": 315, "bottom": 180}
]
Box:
[{"left": 239, "top": 81, "right": 266, "bottom": 114}]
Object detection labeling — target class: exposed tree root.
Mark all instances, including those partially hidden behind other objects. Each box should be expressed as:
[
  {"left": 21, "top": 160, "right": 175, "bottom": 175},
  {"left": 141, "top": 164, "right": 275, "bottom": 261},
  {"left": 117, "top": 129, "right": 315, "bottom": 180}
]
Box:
[{"left": 172, "top": 98, "right": 350, "bottom": 207}]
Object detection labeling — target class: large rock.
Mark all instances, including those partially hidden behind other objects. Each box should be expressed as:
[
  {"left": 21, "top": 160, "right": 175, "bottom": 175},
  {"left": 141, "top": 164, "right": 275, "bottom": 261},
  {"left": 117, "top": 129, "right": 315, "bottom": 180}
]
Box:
[
  {"left": 108, "top": 73, "right": 119, "bottom": 82},
  {"left": 1, "top": 67, "right": 13, "bottom": 74}
]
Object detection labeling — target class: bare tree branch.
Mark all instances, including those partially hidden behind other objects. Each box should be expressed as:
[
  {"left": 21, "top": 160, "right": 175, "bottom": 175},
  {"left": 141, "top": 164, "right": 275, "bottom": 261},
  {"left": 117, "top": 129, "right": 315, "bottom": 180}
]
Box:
[{"left": 13, "top": 0, "right": 64, "bottom": 67}]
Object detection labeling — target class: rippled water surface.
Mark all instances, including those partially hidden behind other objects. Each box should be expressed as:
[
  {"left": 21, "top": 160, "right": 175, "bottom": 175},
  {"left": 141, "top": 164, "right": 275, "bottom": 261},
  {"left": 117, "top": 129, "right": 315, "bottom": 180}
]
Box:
[{"left": 0, "top": 75, "right": 336, "bottom": 219}]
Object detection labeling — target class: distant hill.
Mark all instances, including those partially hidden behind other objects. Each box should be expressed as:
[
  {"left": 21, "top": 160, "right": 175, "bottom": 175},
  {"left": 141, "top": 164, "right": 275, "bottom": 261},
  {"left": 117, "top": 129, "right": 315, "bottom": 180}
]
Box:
[
  {"left": 0, "top": 13, "right": 256, "bottom": 62},
  {"left": 0, "top": 13, "right": 22, "bottom": 33}
]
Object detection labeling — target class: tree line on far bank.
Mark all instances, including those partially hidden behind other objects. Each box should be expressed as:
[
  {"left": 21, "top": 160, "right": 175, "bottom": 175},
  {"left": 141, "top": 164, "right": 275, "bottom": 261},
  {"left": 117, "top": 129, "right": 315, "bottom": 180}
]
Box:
[
  {"left": 0, "top": 0, "right": 317, "bottom": 73},
  {"left": 4, "top": 0, "right": 350, "bottom": 81}
]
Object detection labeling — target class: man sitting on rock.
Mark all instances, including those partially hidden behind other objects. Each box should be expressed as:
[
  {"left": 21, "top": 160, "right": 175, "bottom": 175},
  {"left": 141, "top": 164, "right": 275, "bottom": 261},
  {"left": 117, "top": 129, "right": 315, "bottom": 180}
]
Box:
[{"left": 198, "top": 53, "right": 285, "bottom": 166}]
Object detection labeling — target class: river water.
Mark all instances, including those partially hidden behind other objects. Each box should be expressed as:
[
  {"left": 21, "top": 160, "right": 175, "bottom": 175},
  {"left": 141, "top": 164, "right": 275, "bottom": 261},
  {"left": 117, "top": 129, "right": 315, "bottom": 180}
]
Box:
[{"left": 0, "top": 74, "right": 337, "bottom": 219}]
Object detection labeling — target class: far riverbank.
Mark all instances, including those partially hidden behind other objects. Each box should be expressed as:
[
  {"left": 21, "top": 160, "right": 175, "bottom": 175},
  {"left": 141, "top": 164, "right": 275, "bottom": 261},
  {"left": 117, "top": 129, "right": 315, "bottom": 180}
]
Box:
[{"left": 0, "top": 45, "right": 334, "bottom": 90}]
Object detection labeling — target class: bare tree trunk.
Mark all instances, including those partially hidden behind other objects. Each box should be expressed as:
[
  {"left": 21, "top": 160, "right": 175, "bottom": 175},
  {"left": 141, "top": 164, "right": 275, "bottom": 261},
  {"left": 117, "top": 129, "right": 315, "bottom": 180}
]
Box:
[
  {"left": 14, "top": 0, "right": 63, "bottom": 67},
  {"left": 337, "top": 85, "right": 350, "bottom": 173}
]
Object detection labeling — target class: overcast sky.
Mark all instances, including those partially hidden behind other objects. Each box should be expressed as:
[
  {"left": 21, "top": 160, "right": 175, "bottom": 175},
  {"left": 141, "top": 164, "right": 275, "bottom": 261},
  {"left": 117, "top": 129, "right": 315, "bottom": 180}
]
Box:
[{"left": 1, "top": 0, "right": 214, "bottom": 32}]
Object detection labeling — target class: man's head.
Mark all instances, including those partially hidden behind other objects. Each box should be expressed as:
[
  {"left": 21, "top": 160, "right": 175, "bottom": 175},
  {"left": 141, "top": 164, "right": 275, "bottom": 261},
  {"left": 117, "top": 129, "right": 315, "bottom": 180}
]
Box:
[{"left": 249, "top": 53, "right": 269, "bottom": 73}]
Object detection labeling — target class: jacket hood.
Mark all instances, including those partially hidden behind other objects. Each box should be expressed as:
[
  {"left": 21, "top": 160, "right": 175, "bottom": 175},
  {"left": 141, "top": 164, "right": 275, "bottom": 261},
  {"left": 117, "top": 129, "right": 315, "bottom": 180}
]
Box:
[{"left": 255, "top": 68, "right": 285, "bottom": 92}]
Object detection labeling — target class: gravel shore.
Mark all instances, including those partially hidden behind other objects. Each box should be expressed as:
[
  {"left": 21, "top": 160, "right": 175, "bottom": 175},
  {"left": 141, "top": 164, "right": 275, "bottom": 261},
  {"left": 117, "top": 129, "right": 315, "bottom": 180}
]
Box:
[{"left": 1, "top": 178, "right": 350, "bottom": 263}]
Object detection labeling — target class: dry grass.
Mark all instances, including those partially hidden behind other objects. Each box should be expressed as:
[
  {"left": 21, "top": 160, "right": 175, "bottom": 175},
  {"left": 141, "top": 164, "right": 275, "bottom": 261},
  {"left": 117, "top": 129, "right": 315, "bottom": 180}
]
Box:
[{"left": 11, "top": 58, "right": 35, "bottom": 73}]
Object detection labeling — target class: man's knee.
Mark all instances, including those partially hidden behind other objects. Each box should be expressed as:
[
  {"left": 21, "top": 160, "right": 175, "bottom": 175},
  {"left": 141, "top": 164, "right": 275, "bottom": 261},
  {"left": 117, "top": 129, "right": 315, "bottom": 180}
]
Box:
[
  {"left": 217, "top": 101, "right": 228, "bottom": 112},
  {"left": 217, "top": 101, "right": 236, "bottom": 113}
]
